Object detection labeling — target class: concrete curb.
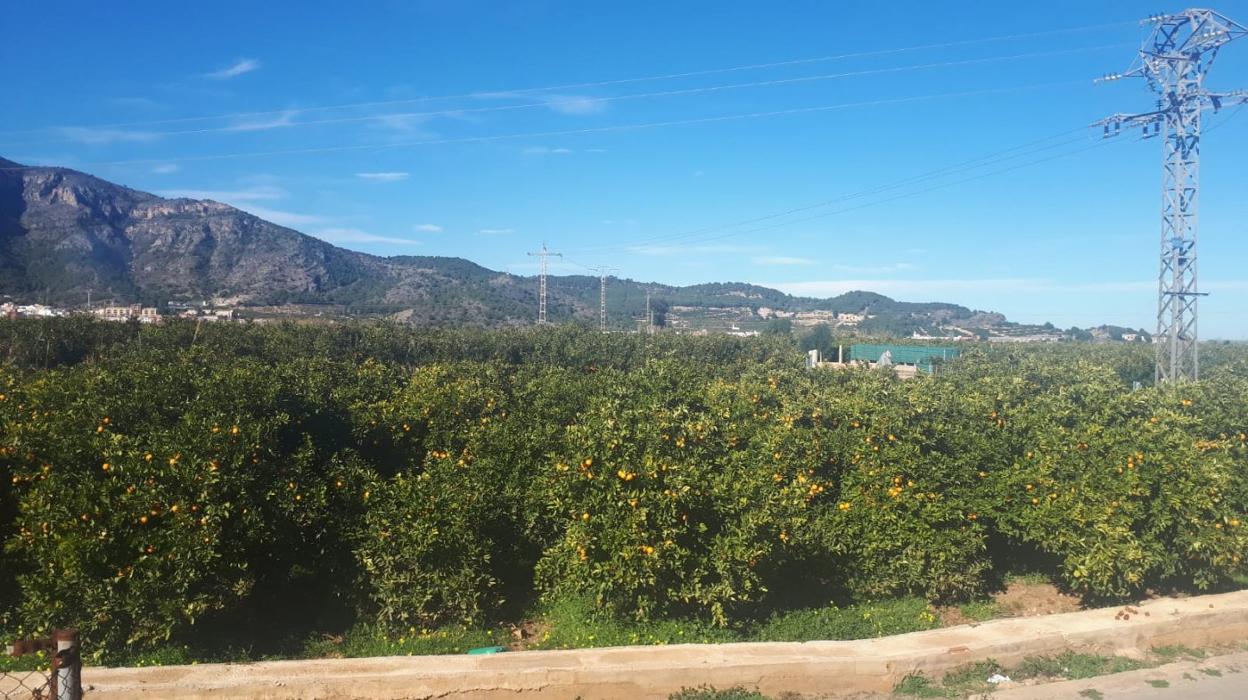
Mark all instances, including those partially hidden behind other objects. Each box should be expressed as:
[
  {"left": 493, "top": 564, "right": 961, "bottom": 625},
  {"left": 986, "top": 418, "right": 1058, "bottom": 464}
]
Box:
[{"left": 82, "top": 589, "right": 1248, "bottom": 700}]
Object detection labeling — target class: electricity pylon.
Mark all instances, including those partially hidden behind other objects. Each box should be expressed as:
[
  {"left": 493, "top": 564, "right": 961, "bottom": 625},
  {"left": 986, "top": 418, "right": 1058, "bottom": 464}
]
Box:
[
  {"left": 645, "top": 289, "right": 653, "bottom": 335},
  {"left": 593, "top": 267, "right": 618, "bottom": 332},
  {"left": 527, "top": 243, "right": 562, "bottom": 324},
  {"left": 1096, "top": 9, "right": 1248, "bottom": 383}
]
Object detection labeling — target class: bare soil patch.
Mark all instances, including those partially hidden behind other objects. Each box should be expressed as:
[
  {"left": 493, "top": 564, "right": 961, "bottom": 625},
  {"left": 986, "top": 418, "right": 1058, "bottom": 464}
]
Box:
[
  {"left": 994, "top": 579, "right": 1083, "bottom": 617},
  {"left": 506, "top": 620, "right": 551, "bottom": 651},
  {"left": 940, "top": 578, "right": 1083, "bottom": 626}
]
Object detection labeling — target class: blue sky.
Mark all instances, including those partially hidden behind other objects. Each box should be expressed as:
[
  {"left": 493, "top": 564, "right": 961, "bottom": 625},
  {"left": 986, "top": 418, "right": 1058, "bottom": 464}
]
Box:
[{"left": 3, "top": 1, "right": 1247, "bottom": 336}]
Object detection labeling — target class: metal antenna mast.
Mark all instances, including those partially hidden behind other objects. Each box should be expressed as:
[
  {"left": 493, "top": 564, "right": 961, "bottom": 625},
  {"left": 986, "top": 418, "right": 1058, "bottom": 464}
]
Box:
[
  {"left": 593, "top": 267, "right": 618, "bottom": 332},
  {"left": 645, "top": 289, "right": 653, "bottom": 335},
  {"left": 526, "top": 243, "right": 562, "bottom": 324},
  {"left": 1096, "top": 8, "right": 1248, "bottom": 383}
]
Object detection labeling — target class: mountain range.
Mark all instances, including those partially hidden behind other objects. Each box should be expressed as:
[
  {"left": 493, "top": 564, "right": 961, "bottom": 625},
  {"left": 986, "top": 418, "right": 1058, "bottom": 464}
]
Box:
[{"left": 0, "top": 156, "right": 1015, "bottom": 333}]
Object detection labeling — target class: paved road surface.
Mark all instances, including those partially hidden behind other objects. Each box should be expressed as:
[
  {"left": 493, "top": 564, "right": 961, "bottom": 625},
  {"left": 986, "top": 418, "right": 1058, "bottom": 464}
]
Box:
[
  {"left": 1109, "top": 673, "right": 1248, "bottom": 699},
  {"left": 987, "top": 650, "right": 1248, "bottom": 700}
]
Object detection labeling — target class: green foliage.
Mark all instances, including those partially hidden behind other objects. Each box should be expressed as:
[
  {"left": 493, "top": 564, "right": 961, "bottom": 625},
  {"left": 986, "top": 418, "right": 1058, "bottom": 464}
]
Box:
[
  {"left": 303, "top": 624, "right": 504, "bottom": 658},
  {"left": 894, "top": 650, "right": 1184, "bottom": 699},
  {"left": 798, "top": 324, "right": 838, "bottom": 360},
  {"left": 762, "top": 318, "right": 792, "bottom": 335},
  {"left": 0, "top": 318, "right": 1245, "bottom": 662},
  {"left": 955, "top": 600, "right": 1001, "bottom": 623},
  {"left": 1151, "top": 645, "right": 1204, "bottom": 662},
  {"left": 669, "top": 687, "right": 770, "bottom": 700},
  {"left": 533, "top": 594, "right": 737, "bottom": 649},
  {"left": 939, "top": 660, "right": 1005, "bottom": 695},
  {"left": 0, "top": 648, "right": 49, "bottom": 673},
  {"left": 1, "top": 352, "right": 377, "bottom": 653},
  {"left": 893, "top": 674, "right": 949, "bottom": 698},
  {"left": 350, "top": 364, "right": 514, "bottom": 627},
  {"left": 1012, "top": 652, "right": 1149, "bottom": 680},
  {"left": 751, "top": 598, "right": 938, "bottom": 641},
  {"left": 1199, "top": 667, "right": 1223, "bottom": 677}
]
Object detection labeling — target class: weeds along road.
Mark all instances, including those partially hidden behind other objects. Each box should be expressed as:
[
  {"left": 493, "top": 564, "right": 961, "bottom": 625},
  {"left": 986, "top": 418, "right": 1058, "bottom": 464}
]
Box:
[{"left": 988, "top": 650, "right": 1248, "bottom": 700}]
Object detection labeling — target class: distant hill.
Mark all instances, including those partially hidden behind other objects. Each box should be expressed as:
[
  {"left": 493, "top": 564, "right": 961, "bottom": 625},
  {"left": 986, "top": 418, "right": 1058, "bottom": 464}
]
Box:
[{"left": 0, "top": 156, "right": 1005, "bottom": 332}]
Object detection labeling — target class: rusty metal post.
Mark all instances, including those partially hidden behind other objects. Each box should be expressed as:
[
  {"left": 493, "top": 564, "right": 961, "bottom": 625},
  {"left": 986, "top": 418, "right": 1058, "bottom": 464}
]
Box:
[{"left": 51, "top": 629, "right": 81, "bottom": 700}]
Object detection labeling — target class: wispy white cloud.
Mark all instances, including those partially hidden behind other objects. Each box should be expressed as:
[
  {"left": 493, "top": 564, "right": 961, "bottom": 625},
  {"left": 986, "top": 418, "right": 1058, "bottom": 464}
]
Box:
[
  {"left": 225, "top": 111, "right": 296, "bottom": 132},
  {"left": 759, "top": 278, "right": 1218, "bottom": 300},
  {"left": 369, "top": 113, "right": 434, "bottom": 136},
  {"left": 150, "top": 163, "right": 180, "bottom": 175},
  {"left": 356, "top": 171, "right": 410, "bottom": 182},
  {"left": 506, "top": 260, "right": 583, "bottom": 274},
  {"left": 522, "top": 146, "right": 574, "bottom": 156},
  {"left": 158, "top": 179, "right": 330, "bottom": 230},
  {"left": 762, "top": 278, "right": 1035, "bottom": 299},
  {"left": 56, "top": 127, "right": 161, "bottom": 145},
  {"left": 9, "top": 154, "right": 80, "bottom": 168},
  {"left": 237, "top": 205, "right": 327, "bottom": 227},
  {"left": 206, "top": 58, "right": 261, "bottom": 80},
  {"left": 754, "top": 256, "right": 818, "bottom": 266},
  {"left": 586, "top": 148, "right": 608, "bottom": 153},
  {"left": 159, "top": 185, "right": 287, "bottom": 202},
  {"left": 473, "top": 91, "right": 606, "bottom": 116},
  {"left": 628, "top": 243, "right": 760, "bottom": 256},
  {"left": 1204, "top": 281, "right": 1248, "bottom": 292},
  {"left": 314, "top": 227, "right": 421, "bottom": 246},
  {"left": 543, "top": 94, "right": 606, "bottom": 115},
  {"left": 831, "top": 262, "right": 919, "bottom": 274},
  {"left": 479, "top": 228, "right": 515, "bottom": 235},
  {"left": 413, "top": 223, "right": 443, "bottom": 233}
]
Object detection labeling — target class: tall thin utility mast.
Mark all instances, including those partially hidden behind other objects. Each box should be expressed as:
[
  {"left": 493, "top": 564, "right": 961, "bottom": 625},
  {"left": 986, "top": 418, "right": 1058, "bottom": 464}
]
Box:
[
  {"left": 645, "top": 289, "right": 653, "bottom": 335},
  {"left": 594, "top": 267, "right": 618, "bottom": 332},
  {"left": 1096, "top": 9, "right": 1247, "bottom": 383},
  {"left": 526, "top": 243, "right": 562, "bottom": 324}
]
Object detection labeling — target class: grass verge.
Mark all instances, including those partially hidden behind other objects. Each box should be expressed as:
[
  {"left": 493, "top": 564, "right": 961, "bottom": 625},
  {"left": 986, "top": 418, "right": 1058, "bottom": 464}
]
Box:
[{"left": 894, "top": 644, "right": 1232, "bottom": 698}]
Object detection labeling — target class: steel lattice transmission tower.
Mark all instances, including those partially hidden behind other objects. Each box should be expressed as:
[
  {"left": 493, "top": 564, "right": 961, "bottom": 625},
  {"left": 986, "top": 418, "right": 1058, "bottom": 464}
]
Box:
[
  {"left": 527, "top": 243, "right": 562, "bottom": 324},
  {"left": 645, "top": 289, "right": 654, "bottom": 335},
  {"left": 593, "top": 267, "right": 618, "bottom": 332},
  {"left": 1096, "top": 8, "right": 1248, "bottom": 383}
]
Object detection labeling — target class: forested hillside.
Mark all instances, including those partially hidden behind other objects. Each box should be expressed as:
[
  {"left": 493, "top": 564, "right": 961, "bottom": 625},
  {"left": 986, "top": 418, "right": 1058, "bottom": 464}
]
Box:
[{"left": 1, "top": 158, "right": 1000, "bottom": 332}]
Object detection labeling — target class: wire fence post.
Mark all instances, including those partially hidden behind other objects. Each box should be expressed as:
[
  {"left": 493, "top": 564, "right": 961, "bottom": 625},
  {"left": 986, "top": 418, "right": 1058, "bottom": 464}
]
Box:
[
  {"left": 51, "top": 630, "right": 80, "bottom": 700},
  {"left": 3, "top": 630, "right": 80, "bottom": 700}
]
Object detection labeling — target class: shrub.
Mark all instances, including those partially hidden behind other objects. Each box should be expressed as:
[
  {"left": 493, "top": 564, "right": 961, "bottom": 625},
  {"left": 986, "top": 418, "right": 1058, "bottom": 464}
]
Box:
[{"left": 2, "top": 353, "right": 374, "bottom": 652}]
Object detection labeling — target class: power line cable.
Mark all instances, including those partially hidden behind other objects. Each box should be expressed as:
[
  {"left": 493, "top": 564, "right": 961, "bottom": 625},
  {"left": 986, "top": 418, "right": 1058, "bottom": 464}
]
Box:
[
  {"left": 0, "top": 19, "right": 1137, "bottom": 137},
  {"left": 580, "top": 90, "right": 1246, "bottom": 256},
  {"left": 0, "top": 42, "right": 1131, "bottom": 148},
  {"left": 568, "top": 128, "right": 1093, "bottom": 253},
  {"left": 568, "top": 137, "right": 1127, "bottom": 263},
  {"left": 1206, "top": 103, "right": 1245, "bottom": 134},
  {"left": 658, "top": 139, "right": 1127, "bottom": 249},
  {"left": 0, "top": 135, "right": 1146, "bottom": 288},
  {"left": 2, "top": 79, "right": 1091, "bottom": 169}
]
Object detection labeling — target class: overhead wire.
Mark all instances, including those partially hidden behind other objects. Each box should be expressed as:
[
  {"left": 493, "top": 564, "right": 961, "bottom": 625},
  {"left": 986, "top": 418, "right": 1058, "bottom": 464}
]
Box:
[
  {"left": 3, "top": 79, "right": 1092, "bottom": 169},
  {"left": 0, "top": 19, "right": 1136, "bottom": 137},
  {"left": 0, "top": 133, "right": 1155, "bottom": 285},
  {"left": 566, "top": 127, "right": 1093, "bottom": 253},
  {"left": 653, "top": 138, "right": 1128, "bottom": 249},
  {"left": 0, "top": 42, "right": 1132, "bottom": 148},
  {"left": 1206, "top": 102, "right": 1245, "bottom": 133},
  {"left": 565, "top": 134, "right": 1129, "bottom": 265}
]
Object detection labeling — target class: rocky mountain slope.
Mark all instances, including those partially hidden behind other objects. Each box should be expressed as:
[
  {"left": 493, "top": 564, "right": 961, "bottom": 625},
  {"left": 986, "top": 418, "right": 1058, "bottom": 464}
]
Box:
[{"left": 0, "top": 157, "right": 997, "bottom": 330}]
